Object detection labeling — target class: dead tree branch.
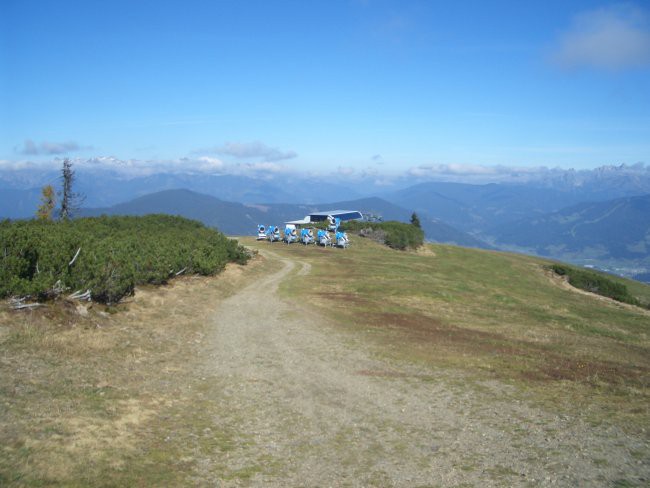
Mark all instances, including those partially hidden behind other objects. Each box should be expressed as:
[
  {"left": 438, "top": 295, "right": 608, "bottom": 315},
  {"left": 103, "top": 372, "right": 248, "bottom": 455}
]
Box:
[{"left": 69, "top": 247, "right": 81, "bottom": 266}]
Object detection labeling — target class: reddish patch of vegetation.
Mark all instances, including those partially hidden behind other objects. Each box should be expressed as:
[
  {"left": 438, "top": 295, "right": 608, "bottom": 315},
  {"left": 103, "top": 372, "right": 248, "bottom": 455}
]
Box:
[
  {"left": 315, "top": 292, "right": 371, "bottom": 305},
  {"left": 522, "top": 357, "right": 650, "bottom": 385},
  {"left": 357, "top": 311, "right": 650, "bottom": 387},
  {"left": 355, "top": 369, "right": 407, "bottom": 378}
]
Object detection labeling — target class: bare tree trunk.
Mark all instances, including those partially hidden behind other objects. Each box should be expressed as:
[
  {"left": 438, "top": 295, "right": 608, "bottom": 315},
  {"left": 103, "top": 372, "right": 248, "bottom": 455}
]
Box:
[
  {"left": 59, "top": 159, "right": 84, "bottom": 219},
  {"left": 60, "top": 158, "right": 73, "bottom": 220}
]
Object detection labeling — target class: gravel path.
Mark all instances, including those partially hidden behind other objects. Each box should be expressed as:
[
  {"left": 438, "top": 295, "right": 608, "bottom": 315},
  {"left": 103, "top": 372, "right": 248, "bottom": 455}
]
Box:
[{"left": 193, "top": 251, "right": 649, "bottom": 487}]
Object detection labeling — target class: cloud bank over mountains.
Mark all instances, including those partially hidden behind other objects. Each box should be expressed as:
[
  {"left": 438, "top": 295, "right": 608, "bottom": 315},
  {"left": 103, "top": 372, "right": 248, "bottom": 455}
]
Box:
[
  {"left": 1, "top": 153, "right": 648, "bottom": 190},
  {"left": 195, "top": 141, "right": 298, "bottom": 162}
]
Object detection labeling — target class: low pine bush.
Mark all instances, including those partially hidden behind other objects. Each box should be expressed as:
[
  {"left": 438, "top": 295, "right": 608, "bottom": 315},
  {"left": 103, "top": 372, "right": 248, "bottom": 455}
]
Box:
[
  {"left": 0, "top": 215, "right": 249, "bottom": 304},
  {"left": 550, "top": 264, "right": 644, "bottom": 307},
  {"left": 342, "top": 220, "right": 424, "bottom": 250}
]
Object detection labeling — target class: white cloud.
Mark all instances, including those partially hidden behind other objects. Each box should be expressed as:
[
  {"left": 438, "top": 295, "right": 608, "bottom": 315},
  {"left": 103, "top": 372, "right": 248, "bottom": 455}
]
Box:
[
  {"left": 16, "top": 156, "right": 229, "bottom": 177},
  {"left": 372, "top": 178, "right": 395, "bottom": 187},
  {"left": 406, "top": 163, "right": 556, "bottom": 182},
  {"left": 552, "top": 4, "right": 650, "bottom": 70},
  {"left": 17, "top": 139, "right": 85, "bottom": 155},
  {"left": 337, "top": 166, "right": 356, "bottom": 176},
  {"left": 2, "top": 156, "right": 647, "bottom": 188},
  {"left": 196, "top": 156, "right": 225, "bottom": 171},
  {"left": 0, "top": 159, "right": 41, "bottom": 171},
  {"left": 408, "top": 163, "right": 498, "bottom": 177},
  {"left": 200, "top": 141, "right": 297, "bottom": 162},
  {"left": 0, "top": 155, "right": 299, "bottom": 179},
  {"left": 241, "top": 162, "right": 289, "bottom": 173}
]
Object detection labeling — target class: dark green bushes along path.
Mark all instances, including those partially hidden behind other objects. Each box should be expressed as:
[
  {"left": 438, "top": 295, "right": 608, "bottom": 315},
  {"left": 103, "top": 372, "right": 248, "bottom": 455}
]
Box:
[
  {"left": 550, "top": 263, "right": 648, "bottom": 309},
  {"left": 342, "top": 220, "right": 424, "bottom": 251},
  {"left": 0, "top": 215, "right": 249, "bottom": 304}
]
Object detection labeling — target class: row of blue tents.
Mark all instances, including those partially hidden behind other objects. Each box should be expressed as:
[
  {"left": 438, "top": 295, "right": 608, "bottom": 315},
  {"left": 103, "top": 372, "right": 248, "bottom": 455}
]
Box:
[{"left": 257, "top": 224, "right": 350, "bottom": 248}]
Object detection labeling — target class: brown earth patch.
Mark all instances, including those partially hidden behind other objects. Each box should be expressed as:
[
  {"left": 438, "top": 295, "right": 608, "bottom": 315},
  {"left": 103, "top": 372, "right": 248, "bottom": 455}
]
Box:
[
  {"left": 355, "top": 369, "right": 408, "bottom": 378},
  {"left": 359, "top": 311, "right": 650, "bottom": 387},
  {"left": 364, "top": 311, "right": 525, "bottom": 354},
  {"left": 315, "top": 291, "right": 371, "bottom": 305},
  {"left": 522, "top": 356, "right": 650, "bottom": 385}
]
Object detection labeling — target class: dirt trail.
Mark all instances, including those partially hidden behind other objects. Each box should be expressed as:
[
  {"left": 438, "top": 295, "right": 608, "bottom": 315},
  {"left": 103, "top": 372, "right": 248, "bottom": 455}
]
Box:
[{"left": 194, "top": 251, "right": 649, "bottom": 486}]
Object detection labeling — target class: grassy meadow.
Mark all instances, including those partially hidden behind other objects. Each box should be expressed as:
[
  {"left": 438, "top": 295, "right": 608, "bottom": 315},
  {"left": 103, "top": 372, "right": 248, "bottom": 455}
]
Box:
[
  {"left": 1, "top": 234, "right": 648, "bottom": 485},
  {"left": 247, "top": 237, "right": 650, "bottom": 431}
]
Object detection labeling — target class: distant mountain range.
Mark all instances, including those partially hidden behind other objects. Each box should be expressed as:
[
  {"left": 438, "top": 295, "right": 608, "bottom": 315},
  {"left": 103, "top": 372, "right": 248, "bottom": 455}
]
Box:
[
  {"left": 0, "top": 188, "right": 43, "bottom": 219},
  {"left": 3, "top": 162, "right": 650, "bottom": 211},
  {"left": 0, "top": 167, "right": 363, "bottom": 209},
  {"left": 384, "top": 182, "right": 586, "bottom": 233},
  {"left": 524, "top": 163, "right": 650, "bottom": 199},
  {"left": 488, "top": 194, "right": 650, "bottom": 260},
  {"left": 3, "top": 162, "right": 649, "bottom": 280},
  {"left": 81, "top": 190, "right": 490, "bottom": 249}
]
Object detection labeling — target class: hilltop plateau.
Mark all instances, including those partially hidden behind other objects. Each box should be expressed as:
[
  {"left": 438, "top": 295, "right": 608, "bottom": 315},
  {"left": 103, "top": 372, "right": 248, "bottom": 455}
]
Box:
[{"left": 1, "top": 236, "right": 648, "bottom": 486}]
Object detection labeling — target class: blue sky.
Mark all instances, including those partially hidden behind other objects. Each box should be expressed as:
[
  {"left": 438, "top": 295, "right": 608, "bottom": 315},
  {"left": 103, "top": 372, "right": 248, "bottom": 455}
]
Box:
[{"left": 1, "top": 0, "right": 649, "bottom": 177}]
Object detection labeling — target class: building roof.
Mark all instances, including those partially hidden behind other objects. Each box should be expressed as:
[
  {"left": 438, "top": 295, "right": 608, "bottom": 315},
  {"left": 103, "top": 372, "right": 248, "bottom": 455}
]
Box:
[
  {"left": 285, "top": 218, "right": 311, "bottom": 225},
  {"left": 284, "top": 210, "right": 363, "bottom": 226},
  {"left": 308, "top": 210, "right": 360, "bottom": 217},
  {"left": 308, "top": 210, "right": 363, "bottom": 222}
]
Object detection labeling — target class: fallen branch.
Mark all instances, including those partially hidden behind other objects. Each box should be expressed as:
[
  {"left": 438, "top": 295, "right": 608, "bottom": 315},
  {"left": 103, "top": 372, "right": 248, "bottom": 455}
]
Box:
[
  {"left": 69, "top": 247, "right": 81, "bottom": 266},
  {"left": 12, "top": 303, "right": 42, "bottom": 310},
  {"left": 9, "top": 298, "right": 42, "bottom": 310},
  {"left": 52, "top": 280, "right": 66, "bottom": 294},
  {"left": 175, "top": 267, "right": 187, "bottom": 276},
  {"left": 69, "top": 289, "right": 92, "bottom": 301}
]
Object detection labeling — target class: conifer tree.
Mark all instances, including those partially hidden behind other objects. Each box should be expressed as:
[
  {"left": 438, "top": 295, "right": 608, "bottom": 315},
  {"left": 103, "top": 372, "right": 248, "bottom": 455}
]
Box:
[
  {"left": 410, "top": 212, "right": 421, "bottom": 229},
  {"left": 36, "top": 185, "right": 56, "bottom": 220}
]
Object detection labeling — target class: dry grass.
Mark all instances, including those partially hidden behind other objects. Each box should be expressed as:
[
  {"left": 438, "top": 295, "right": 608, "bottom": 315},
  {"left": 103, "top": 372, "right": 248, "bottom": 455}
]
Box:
[{"left": 0, "top": 257, "right": 271, "bottom": 487}]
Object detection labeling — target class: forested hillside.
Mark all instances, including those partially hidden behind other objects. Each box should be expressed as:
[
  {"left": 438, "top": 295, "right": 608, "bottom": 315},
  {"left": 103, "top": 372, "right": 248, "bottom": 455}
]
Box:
[{"left": 489, "top": 194, "right": 650, "bottom": 261}]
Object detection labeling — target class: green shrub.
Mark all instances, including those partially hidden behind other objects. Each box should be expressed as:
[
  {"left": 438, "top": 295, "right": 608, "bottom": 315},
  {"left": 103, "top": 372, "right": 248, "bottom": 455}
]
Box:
[
  {"left": 0, "top": 215, "right": 249, "bottom": 304},
  {"left": 341, "top": 220, "right": 424, "bottom": 250},
  {"left": 549, "top": 264, "right": 645, "bottom": 308}
]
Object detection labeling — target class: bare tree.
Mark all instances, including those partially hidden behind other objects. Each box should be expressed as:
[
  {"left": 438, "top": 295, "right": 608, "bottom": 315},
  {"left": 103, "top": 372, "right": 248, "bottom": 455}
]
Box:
[{"left": 59, "top": 158, "right": 85, "bottom": 220}]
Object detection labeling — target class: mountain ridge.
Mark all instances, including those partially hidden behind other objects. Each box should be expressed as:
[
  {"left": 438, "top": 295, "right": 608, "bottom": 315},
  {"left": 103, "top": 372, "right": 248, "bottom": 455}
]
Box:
[
  {"left": 487, "top": 194, "right": 650, "bottom": 276},
  {"left": 81, "top": 189, "right": 490, "bottom": 248}
]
